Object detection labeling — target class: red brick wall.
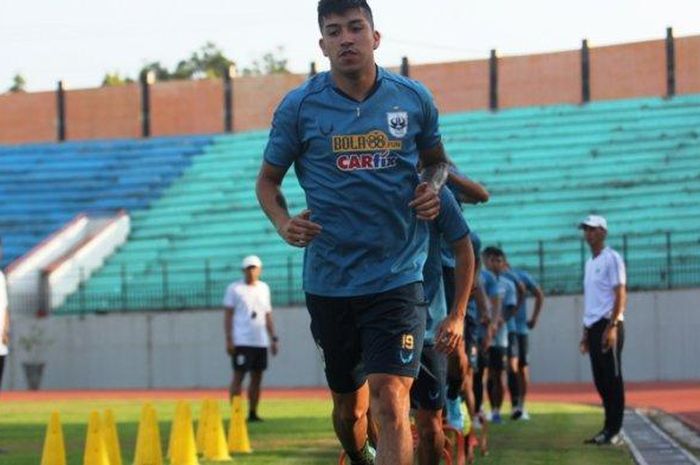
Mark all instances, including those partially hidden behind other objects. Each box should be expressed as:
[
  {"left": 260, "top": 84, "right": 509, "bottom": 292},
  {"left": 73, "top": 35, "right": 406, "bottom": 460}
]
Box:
[
  {"left": 590, "top": 39, "right": 666, "bottom": 101},
  {"left": 151, "top": 79, "right": 223, "bottom": 136},
  {"left": 500, "top": 50, "right": 581, "bottom": 108},
  {"left": 0, "top": 91, "right": 55, "bottom": 144},
  {"left": 677, "top": 36, "right": 700, "bottom": 94},
  {"left": 233, "top": 73, "right": 307, "bottom": 132},
  {"left": 2, "top": 35, "right": 700, "bottom": 145},
  {"left": 66, "top": 85, "right": 140, "bottom": 140},
  {"left": 412, "top": 60, "right": 489, "bottom": 113}
]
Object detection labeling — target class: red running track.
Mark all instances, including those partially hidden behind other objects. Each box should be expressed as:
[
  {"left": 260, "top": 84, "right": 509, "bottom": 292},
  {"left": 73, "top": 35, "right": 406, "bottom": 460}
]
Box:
[{"left": 1, "top": 382, "right": 698, "bottom": 431}]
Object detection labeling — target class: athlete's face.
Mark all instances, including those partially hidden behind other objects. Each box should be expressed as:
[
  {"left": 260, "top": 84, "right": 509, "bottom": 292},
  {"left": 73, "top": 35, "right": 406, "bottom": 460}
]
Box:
[
  {"left": 582, "top": 225, "right": 606, "bottom": 249},
  {"left": 243, "top": 266, "right": 261, "bottom": 284},
  {"left": 319, "top": 8, "right": 380, "bottom": 77}
]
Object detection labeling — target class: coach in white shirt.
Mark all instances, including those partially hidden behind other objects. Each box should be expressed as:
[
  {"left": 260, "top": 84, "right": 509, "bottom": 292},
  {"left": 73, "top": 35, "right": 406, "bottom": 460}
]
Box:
[
  {"left": 224, "top": 255, "right": 279, "bottom": 422},
  {"left": 579, "top": 215, "right": 627, "bottom": 446},
  {"left": 0, "top": 246, "right": 10, "bottom": 392}
]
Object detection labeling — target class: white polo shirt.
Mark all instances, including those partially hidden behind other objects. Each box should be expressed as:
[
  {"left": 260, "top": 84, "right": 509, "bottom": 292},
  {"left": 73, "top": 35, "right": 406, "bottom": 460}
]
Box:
[
  {"left": 0, "top": 271, "right": 8, "bottom": 356},
  {"left": 223, "top": 280, "right": 272, "bottom": 348},
  {"left": 583, "top": 247, "right": 626, "bottom": 328}
]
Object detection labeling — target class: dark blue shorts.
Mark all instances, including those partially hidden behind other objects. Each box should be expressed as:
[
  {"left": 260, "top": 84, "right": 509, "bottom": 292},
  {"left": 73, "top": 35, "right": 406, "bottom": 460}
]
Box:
[
  {"left": 507, "top": 332, "right": 519, "bottom": 359},
  {"left": 517, "top": 333, "right": 529, "bottom": 366},
  {"left": 410, "top": 344, "right": 447, "bottom": 411},
  {"left": 306, "top": 282, "right": 427, "bottom": 394},
  {"left": 231, "top": 346, "right": 268, "bottom": 372}
]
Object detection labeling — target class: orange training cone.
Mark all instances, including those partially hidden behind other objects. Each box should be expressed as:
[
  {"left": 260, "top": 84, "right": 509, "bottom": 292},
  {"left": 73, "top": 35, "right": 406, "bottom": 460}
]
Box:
[
  {"left": 40, "top": 411, "right": 67, "bottom": 465},
  {"left": 228, "top": 395, "right": 252, "bottom": 453}
]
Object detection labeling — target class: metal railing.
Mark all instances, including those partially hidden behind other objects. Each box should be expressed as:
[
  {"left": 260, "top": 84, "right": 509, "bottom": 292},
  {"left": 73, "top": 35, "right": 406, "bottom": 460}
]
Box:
[{"left": 7, "top": 230, "right": 700, "bottom": 315}]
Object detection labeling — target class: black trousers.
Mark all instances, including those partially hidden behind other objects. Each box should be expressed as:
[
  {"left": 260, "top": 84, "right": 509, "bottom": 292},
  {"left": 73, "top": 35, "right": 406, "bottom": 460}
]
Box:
[
  {"left": 0, "top": 355, "right": 5, "bottom": 392},
  {"left": 587, "top": 318, "right": 625, "bottom": 435}
]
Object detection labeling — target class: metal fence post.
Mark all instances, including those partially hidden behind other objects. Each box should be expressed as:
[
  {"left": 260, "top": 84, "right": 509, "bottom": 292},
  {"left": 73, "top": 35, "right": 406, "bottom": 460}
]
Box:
[
  {"left": 56, "top": 80, "right": 66, "bottom": 142},
  {"left": 666, "top": 27, "right": 676, "bottom": 98},
  {"left": 538, "top": 240, "right": 545, "bottom": 288},
  {"left": 161, "top": 261, "right": 169, "bottom": 309},
  {"left": 79, "top": 267, "right": 86, "bottom": 314},
  {"left": 287, "top": 255, "right": 294, "bottom": 305},
  {"left": 400, "top": 56, "right": 410, "bottom": 77},
  {"left": 205, "top": 259, "right": 212, "bottom": 308},
  {"left": 121, "top": 264, "right": 128, "bottom": 310},
  {"left": 489, "top": 49, "right": 499, "bottom": 111},
  {"left": 223, "top": 64, "right": 235, "bottom": 133},
  {"left": 581, "top": 39, "right": 591, "bottom": 104},
  {"left": 140, "top": 70, "right": 155, "bottom": 138},
  {"left": 666, "top": 231, "right": 672, "bottom": 289},
  {"left": 309, "top": 62, "right": 317, "bottom": 77}
]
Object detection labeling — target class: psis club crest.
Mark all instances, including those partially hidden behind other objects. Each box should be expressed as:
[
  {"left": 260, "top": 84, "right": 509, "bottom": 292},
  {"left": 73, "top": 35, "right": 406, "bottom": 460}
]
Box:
[{"left": 387, "top": 111, "right": 408, "bottom": 138}]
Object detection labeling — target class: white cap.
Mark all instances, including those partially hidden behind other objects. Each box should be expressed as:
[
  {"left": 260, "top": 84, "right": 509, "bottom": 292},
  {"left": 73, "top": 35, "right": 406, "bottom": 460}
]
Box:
[
  {"left": 579, "top": 214, "right": 608, "bottom": 231},
  {"left": 241, "top": 255, "right": 263, "bottom": 269}
]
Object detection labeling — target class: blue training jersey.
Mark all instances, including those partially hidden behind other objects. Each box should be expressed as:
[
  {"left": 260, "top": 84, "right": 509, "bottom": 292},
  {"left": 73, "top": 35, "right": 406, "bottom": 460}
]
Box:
[
  {"left": 264, "top": 67, "right": 441, "bottom": 297},
  {"left": 423, "top": 189, "right": 470, "bottom": 344},
  {"left": 492, "top": 274, "right": 517, "bottom": 348},
  {"left": 501, "top": 270, "right": 522, "bottom": 333},
  {"left": 512, "top": 268, "right": 539, "bottom": 335},
  {"left": 465, "top": 232, "right": 482, "bottom": 320}
]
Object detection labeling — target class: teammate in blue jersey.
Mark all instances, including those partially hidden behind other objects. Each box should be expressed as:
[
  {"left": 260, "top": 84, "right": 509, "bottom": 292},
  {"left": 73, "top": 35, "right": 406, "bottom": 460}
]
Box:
[
  {"left": 500, "top": 266, "right": 525, "bottom": 417},
  {"left": 411, "top": 188, "right": 474, "bottom": 465},
  {"left": 482, "top": 247, "right": 517, "bottom": 424},
  {"left": 507, "top": 263, "right": 544, "bottom": 420},
  {"left": 256, "top": 2, "right": 453, "bottom": 464}
]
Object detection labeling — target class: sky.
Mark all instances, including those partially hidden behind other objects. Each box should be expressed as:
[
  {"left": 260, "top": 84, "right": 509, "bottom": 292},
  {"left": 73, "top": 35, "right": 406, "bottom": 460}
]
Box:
[{"left": 1, "top": 0, "right": 699, "bottom": 92}]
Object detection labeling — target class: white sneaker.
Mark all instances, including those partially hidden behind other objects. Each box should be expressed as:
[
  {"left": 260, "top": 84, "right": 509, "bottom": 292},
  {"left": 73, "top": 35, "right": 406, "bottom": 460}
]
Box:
[{"left": 520, "top": 410, "right": 530, "bottom": 421}]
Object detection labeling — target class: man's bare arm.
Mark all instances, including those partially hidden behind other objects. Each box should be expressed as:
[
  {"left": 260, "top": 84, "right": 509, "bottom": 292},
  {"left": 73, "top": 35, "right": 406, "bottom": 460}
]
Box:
[
  {"left": 256, "top": 161, "right": 322, "bottom": 247},
  {"left": 410, "top": 143, "right": 449, "bottom": 220},
  {"left": 447, "top": 170, "right": 489, "bottom": 204}
]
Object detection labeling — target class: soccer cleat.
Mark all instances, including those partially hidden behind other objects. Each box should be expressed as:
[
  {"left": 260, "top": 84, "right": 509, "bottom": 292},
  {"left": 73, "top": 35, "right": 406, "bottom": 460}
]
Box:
[
  {"left": 247, "top": 413, "right": 264, "bottom": 422},
  {"left": 598, "top": 433, "right": 624, "bottom": 446},
  {"left": 511, "top": 408, "right": 522, "bottom": 420},
  {"left": 490, "top": 411, "right": 502, "bottom": 424},
  {"left": 583, "top": 430, "right": 608, "bottom": 445},
  {"left": 520, "top": 410, "right": 530, "bottom": 421}
]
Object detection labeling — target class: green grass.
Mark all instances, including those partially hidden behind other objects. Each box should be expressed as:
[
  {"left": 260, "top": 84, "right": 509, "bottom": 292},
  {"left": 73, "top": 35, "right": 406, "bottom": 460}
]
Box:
[{"left": 0, "top": 397, "right": 633, "bottom": 464}]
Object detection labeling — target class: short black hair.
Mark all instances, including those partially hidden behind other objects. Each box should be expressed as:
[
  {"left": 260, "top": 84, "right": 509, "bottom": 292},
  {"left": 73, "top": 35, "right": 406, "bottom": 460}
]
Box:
[
  {"left": 317, "top": 0, "right": 374, "bottom": 31},
  {"left": 483, "top": 246, "right": 505, "bottom": 259}
]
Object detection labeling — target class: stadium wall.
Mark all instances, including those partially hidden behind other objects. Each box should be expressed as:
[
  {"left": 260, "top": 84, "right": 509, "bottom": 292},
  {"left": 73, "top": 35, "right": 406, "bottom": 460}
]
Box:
[
  {"left": 1, "top": 35, "right": 700, "bottom": 144},
  {"left": 2, "top": 287, "right": 699, "bottom": 390}
]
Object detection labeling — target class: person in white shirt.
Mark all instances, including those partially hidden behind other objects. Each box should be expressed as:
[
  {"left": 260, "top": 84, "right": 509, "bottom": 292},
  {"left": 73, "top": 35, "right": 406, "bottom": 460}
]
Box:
[
  {"left": 0, "top": 244, "right": 10, "bottom": 392},
  {"left": 579, "top": 215, "right": 627, "bottom": 446},
  {"left": 223, "top": 255, "right": 279, "bottom": 422}
]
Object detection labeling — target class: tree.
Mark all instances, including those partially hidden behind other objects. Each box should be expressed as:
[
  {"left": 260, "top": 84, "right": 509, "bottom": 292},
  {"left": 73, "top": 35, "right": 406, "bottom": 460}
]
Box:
[
  {"left": 101, "top": 72, "right": 134, "bottom": 87},
  {"left": 9, "top": 74, "right": 26, "bottom": 93},
  {"left": 138, "top": 42, "right": 235, "bottom": 82},
  {"left": 243, "top": 47, "right": 290, "bottom": 76}
]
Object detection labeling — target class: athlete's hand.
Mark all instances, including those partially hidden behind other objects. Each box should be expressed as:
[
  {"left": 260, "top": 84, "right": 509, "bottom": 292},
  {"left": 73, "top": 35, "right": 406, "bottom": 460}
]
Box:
[
  {"left": 226, "top": 341, "right": 235, "bottom": 356},
  {"left": 601, "top": 325, "right": 617, "bottom": 353},
  {"left": 270, "top": 340, "right": 279, "bottom": 356},
  {"left": 527, "top": 318, "right": 537, "bottom": 330},
  {"left": 409, "top": 182, "right": 440, "bottom": 220},
  {"left": 435, "top": 312, "right": 464, "bottom": 354},
  {"left": 278, "top": 209, "right": 322, "bottom": 248},
  {"left": 579, "top": 337, "right": 588, "bottom": 354}
]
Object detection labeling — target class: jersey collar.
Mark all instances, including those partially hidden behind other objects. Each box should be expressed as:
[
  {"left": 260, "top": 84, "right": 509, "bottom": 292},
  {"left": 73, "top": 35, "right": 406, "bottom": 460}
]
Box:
[{"left": 328, "top": 65, "right": 384, "bottom": 103}]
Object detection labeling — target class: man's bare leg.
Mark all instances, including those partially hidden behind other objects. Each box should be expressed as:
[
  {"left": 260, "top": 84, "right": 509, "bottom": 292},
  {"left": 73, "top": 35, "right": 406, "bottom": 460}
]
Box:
[
  {"left": 416, "top": 409, "right": 443, "bottom": 465},
  {"left": 368, "top": 374, "right": 414, "bottom": 465},
  {"left": 332, "top": 382, "right": 372, "bottom": 461}
]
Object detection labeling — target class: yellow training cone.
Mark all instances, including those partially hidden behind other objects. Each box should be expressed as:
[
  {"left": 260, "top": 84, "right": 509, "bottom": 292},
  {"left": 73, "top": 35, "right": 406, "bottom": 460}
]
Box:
[
  {"left": 83, "top": 411, "right": 110, "bottom": 465},
  {"left": 168, "top": 401, "right": 185, "bottom": 459},
  {"left": 195, "top": 399, "right": 211, "bottom": 454},
  {"left": 203, "top": 400, "right": 231, "bottom": 461},
  {"left": 103, "top": 409, "right": 122, "bottom": 465},
  {"left": 228, "top": 396, "right": 252, "bottom": 453},
  {"left": 40, "top": 411, "right": 66, "bottom": 465},
  {"left": 171, "top": 401, "right": 200, "bottom": 465},
  {"left": 134, "top": 405, "right": 163, "bottom": 465}
]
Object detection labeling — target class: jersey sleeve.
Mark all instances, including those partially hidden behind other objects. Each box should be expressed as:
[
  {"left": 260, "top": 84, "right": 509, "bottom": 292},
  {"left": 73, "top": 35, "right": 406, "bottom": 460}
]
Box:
[
  {"left": 436, "top": 188, "right": 470, "bottom": 244},
  {"left": 608, "top": 251, "right": 627, "bottom": 286},
  {"left": 520, "top": 270, "right": 539, "bottom": 293},
  {"left": 413, "top": 81, "right": 442, "bottom": 151},
  {"left": 481, "top": 271, "right": 498, "bottom": 298},
  {"left": 222, "top": 285, "right": 237, "bottom": 308},
  {"left": 504, "top": 281, "right": 517, "bottom": 308},
  {"left": 263, "top": 283, "right": 273, "bottom": 314},
  {"left": 263, "top": 93, "right": 302, "bottom": 169}
]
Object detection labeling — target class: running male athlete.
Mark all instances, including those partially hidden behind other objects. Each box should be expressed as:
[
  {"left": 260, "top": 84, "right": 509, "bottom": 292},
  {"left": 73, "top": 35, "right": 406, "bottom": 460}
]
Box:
[{"left": 256, "top": 2, "right": 452, "bottom": 464}]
